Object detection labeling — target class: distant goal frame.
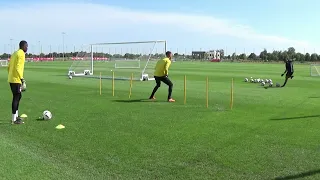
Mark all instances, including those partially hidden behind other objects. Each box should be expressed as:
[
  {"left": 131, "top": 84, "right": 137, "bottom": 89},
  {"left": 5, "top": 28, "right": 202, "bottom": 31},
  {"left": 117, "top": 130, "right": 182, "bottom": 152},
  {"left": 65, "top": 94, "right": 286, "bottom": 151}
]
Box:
[
  {"left": 0, "top": 59, "right": 8, "bottom": 67},
  {"left": 68, "top": 40, "right": 167, "bottom": 81},
  {"left": 310, "top": 64, "right": 320, "bottom": 76}
]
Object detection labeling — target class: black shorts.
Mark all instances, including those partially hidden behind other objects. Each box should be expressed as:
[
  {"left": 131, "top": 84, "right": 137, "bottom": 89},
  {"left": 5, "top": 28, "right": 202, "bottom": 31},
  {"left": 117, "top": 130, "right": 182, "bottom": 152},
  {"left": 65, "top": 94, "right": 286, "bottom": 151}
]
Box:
[
  {"left": 9, "top": 83, "right": 22, "bottom": 95},
  {"left": 286, "top": 72, "right": 293, "bottom": 77},
  {"left": 154, "top": 76, "right": 173, "bottom": 86}
]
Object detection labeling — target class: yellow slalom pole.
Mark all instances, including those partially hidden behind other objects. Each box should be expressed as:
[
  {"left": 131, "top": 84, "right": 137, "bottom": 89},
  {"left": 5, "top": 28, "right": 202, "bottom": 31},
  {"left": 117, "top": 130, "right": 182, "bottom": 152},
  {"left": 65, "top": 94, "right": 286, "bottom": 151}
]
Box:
[
  {"left": 184, "top": 75, "right": 187, "bottom": 104},
  {"left": 129, "top": 73, "right": 133, "bottom": 98},
  {"left": 99, "top": 72, "right": 102, "bottom": 95},
  {"left": 206, "top": 76, "right": 209, "bottom": 108},
  {"left": 112, "top": 71, "right": 115, "bottom": 97},
  {"left": 230, "top": 78, "right": 234, "bottom": 110}
]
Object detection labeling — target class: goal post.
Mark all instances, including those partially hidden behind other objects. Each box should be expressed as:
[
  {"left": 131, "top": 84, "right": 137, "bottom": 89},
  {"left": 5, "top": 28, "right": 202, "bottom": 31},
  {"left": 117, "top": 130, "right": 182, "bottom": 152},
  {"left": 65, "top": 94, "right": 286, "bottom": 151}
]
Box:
[
  {"left": 68, "top": 40, "right": 167, "bottom": 81},
  {"left": 310, "top": 64, "right": 320, "bottom": 76},
  {"left": 68, "top": 45, "right": 94, "bottom": 76}
]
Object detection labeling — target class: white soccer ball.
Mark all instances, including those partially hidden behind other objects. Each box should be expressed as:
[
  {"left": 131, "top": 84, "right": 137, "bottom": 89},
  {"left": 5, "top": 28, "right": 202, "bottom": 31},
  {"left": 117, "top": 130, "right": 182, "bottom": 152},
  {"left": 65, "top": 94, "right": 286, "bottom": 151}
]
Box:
[
  {"left": 244, "top": 78, "right": 249, "bottom": 82},
  {"left": 68, "top": 75, "right": 72, "bottom": 79},
  {"left": 276, "top": 83, "right": 280, "bottom": 87},
  {"left": 269, "top": 82, "right": 273, "bottom": 87},
  {"left": 43, "top": 110, "right": 52, "bottom": 120}
]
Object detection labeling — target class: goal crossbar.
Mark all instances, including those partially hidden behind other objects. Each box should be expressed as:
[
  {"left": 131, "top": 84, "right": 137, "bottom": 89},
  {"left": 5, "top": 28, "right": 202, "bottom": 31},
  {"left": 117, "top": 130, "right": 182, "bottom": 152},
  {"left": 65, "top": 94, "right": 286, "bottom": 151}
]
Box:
[{"left": 69, "top": 40, "right": 167, "bottom": 81}]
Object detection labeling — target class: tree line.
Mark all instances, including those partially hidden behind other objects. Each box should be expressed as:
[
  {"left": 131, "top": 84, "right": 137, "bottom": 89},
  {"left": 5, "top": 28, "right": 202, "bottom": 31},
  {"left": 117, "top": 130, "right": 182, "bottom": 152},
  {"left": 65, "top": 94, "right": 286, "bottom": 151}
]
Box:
[
  {"left": 0, "top": 47, "right": 319, "bottom": 61},
  {"left": 231, "top": 47, "right": 320, "bottom": 62}
]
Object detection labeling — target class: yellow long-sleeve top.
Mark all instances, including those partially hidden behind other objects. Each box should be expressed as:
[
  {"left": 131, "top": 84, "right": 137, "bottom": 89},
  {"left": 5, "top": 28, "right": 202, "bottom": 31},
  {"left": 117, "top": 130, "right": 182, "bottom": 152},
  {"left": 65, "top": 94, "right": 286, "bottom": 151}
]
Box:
[
  {"left": 8, "top": 49, "right": 25, "bottom": 84},
  {"left": 154, "top": 57, "right": 171, "bottom": 77}
]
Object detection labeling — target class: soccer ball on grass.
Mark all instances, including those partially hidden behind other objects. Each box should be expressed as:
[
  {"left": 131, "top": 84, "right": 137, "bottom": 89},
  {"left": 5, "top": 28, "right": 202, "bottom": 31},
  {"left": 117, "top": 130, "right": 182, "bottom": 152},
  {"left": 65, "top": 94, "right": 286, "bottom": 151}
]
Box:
[
  {"left": 42, "top": 110, "right": 52, "bottom": 120},
  {"left": 269, "top": 82, "right": 273, "bottom": 87}
]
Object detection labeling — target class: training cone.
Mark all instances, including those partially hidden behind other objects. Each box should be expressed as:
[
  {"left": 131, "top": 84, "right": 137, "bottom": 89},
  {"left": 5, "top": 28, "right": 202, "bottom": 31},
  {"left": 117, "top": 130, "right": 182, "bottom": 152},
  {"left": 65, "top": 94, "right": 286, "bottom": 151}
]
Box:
[
  {"left": 20, "top": 114, "right": 28, "bottom": 118},
  {"left": 55, "top": 124, "right": 65, "bottom": 129}
]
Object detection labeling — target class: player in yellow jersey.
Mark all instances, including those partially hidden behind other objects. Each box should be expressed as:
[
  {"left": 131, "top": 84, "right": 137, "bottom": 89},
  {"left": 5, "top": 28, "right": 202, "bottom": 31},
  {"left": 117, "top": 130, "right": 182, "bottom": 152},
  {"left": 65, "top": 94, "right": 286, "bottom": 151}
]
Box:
[
  {"left": 8, "top": 40, "right": 28, "bottom": 124},
  {"left": 149, "top": 51, "right": 175, "bottom": 102}
]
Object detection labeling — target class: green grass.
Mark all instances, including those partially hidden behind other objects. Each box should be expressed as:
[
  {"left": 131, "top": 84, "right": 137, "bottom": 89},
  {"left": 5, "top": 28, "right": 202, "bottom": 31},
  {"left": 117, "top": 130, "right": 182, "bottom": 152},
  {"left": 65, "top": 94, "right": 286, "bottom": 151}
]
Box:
[{"left": 1, "top": 61, "right": 320, "bottom": 180}]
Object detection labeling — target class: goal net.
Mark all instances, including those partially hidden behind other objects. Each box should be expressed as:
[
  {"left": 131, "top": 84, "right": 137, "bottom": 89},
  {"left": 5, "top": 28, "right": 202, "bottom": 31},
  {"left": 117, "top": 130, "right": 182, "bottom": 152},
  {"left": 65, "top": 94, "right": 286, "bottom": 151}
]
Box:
[
  {"left": 68, "top": 40, "right": 167, "bottom": 81},
  {"left": 0, "top": 60, "right": 8, "bottom": 67},
  {"left": 310, "top": 64, "right": 320, "bottom": 76}
]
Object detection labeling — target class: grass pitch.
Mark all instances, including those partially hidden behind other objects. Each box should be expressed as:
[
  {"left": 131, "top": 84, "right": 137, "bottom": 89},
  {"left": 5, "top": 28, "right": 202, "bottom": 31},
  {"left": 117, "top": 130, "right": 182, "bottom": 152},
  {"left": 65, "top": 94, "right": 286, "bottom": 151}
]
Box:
[{"left": 1, "top": 61, "right": 320, "bottom": 180}]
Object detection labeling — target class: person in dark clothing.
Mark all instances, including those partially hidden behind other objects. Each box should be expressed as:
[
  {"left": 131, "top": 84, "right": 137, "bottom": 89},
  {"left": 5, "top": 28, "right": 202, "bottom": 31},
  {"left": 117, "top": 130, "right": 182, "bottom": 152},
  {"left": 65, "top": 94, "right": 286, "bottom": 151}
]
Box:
[{"left": 281, "top": 59, "right": 294, "bottom": 87}]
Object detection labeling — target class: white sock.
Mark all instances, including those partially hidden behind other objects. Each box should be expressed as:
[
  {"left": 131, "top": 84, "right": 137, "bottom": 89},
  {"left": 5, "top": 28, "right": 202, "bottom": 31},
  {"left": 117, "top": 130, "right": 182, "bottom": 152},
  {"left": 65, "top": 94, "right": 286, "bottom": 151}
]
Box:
[
  {"left": 15, "top": 110, "right": 18, "bottom": 117},
  {"left": 12, "top": 114, "right": 17, "bottom": 121}
]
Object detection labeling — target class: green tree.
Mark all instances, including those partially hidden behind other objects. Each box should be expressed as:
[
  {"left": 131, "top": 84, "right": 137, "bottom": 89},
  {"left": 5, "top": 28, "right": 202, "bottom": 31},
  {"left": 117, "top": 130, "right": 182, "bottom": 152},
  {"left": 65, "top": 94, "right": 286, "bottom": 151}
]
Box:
[
  {"left": 295, "top": 53, "right": 304, "bottom": 62},
  {"left": 305, "top": 53, "right": 311, "bottom": 61},
  {"left": 271, "top": 51, "right": 280, "bottom": 61},
  {"left": 267, "top": 53, "right": 277, "bottom": 61},
  {"left": 287, "top": 47, "right": 296, "bottom": 58},
  {"left": 259, "top": 49, "right": 267, "bottom": 60},
  {"left": 248, "top": 53, "right": 257, "bottom": 60},
  {"left": 311, "top": 53, "right": 318, "bottom": 61},
  {"left": 238, "top": 53, "right": 246, "bottom": 60},
  {"left": 280, "top": 51, "right": 289, "bottom": 61},
  {"left": 231, "top": 53, "right": 236, "bottom": 59}
]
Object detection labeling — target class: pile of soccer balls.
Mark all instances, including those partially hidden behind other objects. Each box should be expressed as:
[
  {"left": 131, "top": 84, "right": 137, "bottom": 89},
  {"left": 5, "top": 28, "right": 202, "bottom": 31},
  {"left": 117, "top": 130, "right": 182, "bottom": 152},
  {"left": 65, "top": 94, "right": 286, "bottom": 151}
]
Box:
[{"left": 244, "top": 77, "right": 280, "bottom": 87}]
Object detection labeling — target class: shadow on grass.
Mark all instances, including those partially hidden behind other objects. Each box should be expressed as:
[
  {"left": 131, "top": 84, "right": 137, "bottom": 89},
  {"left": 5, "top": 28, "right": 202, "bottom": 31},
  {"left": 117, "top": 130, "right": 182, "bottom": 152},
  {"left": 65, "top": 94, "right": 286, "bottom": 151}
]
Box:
[
  {"left": 274, "top": 169, "right": 320, "bottom": 179},
  {"left": 36, "top": 117, "right": 46, "bottom": 121},
  {"left": 270, "top": 115, "right": 320, "bottom": 120},
  {"left": 112, "top": 99, "right": 154, "bottom": 103},
  {"left": 263, "top": 86, "right": 282, "bottom": 89},
  {"left": 309, "top": 96, "right": 320, "bottom": 99}
]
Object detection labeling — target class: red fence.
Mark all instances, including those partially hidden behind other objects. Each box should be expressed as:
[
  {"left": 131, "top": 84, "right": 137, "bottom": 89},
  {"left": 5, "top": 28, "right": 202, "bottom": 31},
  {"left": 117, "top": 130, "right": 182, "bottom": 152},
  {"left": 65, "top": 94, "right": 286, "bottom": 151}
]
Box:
[
  {"left": 210, "top": 58, "right": 221, "bottom": 62},
  {"left": 6, "top": 57, "right": 110, "bottom": 61},
  {"left": 71, "top": 57, "right": 109, "bottom": 61}
]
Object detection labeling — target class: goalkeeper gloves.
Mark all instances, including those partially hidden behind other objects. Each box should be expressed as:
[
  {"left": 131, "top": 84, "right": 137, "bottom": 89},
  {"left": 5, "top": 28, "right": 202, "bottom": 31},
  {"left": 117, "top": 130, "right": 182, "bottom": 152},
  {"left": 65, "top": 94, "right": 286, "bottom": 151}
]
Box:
[{"left": 21, "top": 79, "right": 26, "bottom": 92}]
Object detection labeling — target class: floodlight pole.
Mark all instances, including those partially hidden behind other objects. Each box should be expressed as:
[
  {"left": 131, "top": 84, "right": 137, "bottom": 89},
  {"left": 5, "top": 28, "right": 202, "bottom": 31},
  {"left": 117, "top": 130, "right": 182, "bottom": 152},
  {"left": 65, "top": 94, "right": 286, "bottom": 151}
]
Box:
[
  {"left": 10, "top": 39, "right": 13, "bottom": 54},
  {"left": 91, "top": 44, "right": 94, "bottom": 75},
  {"left": 38, "top": 41, "right": 41, "bottom": 58},
  {"left": 62, "top": 32, "right": 66, "bottom": 61}
]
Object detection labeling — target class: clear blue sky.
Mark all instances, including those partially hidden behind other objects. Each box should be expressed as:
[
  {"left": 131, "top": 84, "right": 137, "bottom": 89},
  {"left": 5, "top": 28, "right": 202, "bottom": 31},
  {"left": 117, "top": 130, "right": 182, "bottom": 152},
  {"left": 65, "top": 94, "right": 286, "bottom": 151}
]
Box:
[{"left": 1, "top": 0, "right": 319, "bottom": 54}]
